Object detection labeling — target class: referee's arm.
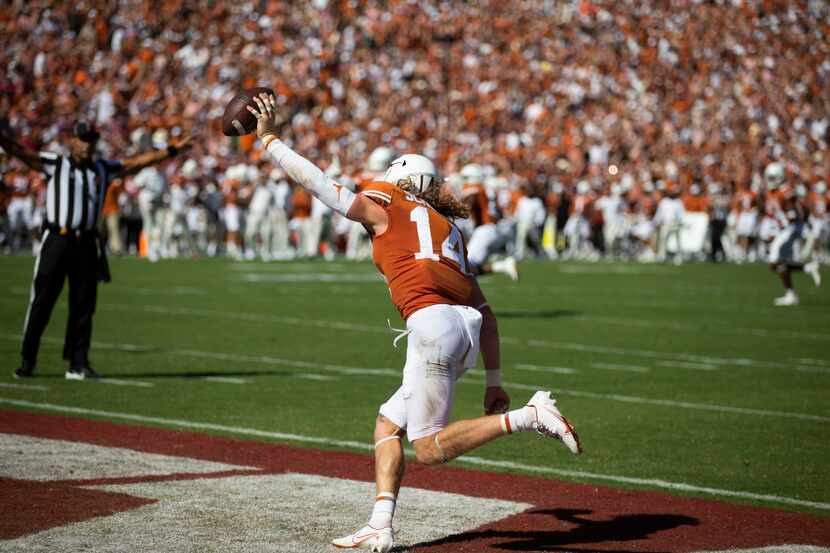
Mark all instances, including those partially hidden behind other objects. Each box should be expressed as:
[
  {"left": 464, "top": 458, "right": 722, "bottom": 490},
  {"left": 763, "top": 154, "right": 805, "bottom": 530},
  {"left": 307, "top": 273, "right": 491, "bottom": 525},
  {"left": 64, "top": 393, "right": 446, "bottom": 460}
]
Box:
[
  {"left": 0, "top": 131, "right": 44, "bottom": 172},
  {"left": 113, "top": 133, "right": 192, "bottom": 178}
]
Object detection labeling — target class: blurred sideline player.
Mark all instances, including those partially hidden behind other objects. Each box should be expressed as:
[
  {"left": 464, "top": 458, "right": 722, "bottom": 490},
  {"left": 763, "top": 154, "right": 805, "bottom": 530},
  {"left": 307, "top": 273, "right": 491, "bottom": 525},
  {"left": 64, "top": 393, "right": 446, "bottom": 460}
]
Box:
[
  {"left": 763, "top": 162, "right": 821, "bottom": 306},
  {"left": 346, "top": 146, "right": 396, "bottom": 260},
  {"left": 247, "top": 93, "right": 581, "bottom": 553},
  {"left": 730, "top": 182, "right": 759, "bottom": 262},
  {"left": 459, "top": 163, "right": 518, "bottom": 280},
  {"left": 805, "top": 180, "right": 828, "bottom": 263}
]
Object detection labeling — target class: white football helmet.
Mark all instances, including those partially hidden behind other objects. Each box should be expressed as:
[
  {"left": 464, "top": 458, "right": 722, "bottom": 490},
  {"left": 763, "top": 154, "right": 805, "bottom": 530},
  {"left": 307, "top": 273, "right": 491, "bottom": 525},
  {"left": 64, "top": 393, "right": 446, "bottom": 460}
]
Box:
[
  {"left": 382, "top": 154, "right": 437, "bottom": 193},
  {"left": 764, "top": 162, "right": 785, "bottom": 190},
  {"left": 460, "top": 163, "right": 484, "bottom": 184},
  {"left": 816, "top": 182, "right": 827, "bottom": 194},
  {"left": 366, "top": 146, "right": 396, "bottom": 173}
]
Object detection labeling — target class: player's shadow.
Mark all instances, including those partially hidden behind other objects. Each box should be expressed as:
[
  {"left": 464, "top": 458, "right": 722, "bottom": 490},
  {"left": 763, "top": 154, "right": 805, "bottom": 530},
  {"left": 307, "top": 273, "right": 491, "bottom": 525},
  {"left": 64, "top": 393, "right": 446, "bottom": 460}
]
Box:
[
  {"left": 404, "top": 508, "right": 699, "bottom": 552},
  {"left": 494, "top": 309, "right": 582, "bottom": 319}
]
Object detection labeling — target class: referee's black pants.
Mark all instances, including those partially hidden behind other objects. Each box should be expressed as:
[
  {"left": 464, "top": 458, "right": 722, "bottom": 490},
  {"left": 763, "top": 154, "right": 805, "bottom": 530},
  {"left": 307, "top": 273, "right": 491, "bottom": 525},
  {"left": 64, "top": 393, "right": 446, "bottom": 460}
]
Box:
[{"left": 21, "top": 228, "right": 99, "bottom": 368}]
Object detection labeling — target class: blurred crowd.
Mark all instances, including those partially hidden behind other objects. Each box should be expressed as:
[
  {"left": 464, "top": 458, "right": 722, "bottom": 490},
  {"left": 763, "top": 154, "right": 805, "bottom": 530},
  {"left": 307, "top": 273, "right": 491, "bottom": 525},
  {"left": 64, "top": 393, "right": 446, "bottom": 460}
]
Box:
[{"left": 1, "top": 0, "right": 828, "bottom": 263}]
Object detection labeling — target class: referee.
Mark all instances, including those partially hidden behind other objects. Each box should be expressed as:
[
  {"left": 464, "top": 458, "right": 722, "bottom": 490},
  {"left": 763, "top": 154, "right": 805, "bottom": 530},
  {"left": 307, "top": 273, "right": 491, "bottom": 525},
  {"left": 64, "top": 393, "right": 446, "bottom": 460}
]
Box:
[{"left": 1, "top": 121, "right": 191, "bottom": 380}]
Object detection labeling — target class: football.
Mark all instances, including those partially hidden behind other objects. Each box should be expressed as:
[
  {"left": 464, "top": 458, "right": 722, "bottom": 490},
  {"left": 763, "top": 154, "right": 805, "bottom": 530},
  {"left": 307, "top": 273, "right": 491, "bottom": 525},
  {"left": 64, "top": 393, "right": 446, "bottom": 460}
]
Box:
[{"left": 221, "top": 87, "right": 275, "bottom": 137}]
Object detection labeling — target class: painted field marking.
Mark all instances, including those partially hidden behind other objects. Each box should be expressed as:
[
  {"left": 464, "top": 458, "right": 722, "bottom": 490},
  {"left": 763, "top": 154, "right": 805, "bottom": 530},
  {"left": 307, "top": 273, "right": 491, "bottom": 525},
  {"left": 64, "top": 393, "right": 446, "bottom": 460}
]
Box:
[
  {"left": 292, "top": 374, "right": 338, "bottom": 381},
  {"left": 483, "top": 379, "right": 830, "bottom": 423},
  {"left": 591, "top": 362, "right": 650, "bottom": 373},
  {"left": 2, "top": 333, "right": 826, "bottom": 423},
  {"left": 797, "top": 358, "right": 830, "bottom": 366},
  {"left": 175, "top": 348, "right": 397, "bottom": 377},
  {"left": 0, "top": 382, "right": 48, "bottom": 392},
  {"left": 108, "top": 302, "right": 829, "bottom": 372},
  {"left": 203, "top": 377, "right": 248, "bottom": 384},
  {"left": 0, "top": 334, "right": 393, "bottom": 379},
  {"left": 99, "top": 378, "right": 155, "bottom": 388},
  {"left": 657, "top": 360, "right": 719, "bottom": 371},
  {"left": 4, "top": 299, "right": 825, "bottom": 374},
  {"left": 1, "top": 397, "right": 828, "bottom": 512},
  {"left": 234, "top": 273, "right": 382, "bottom": 283},
  {"left": 514, "top": 363, "right": 579, "bottom": 375},
  {"left": 796, "top": 365, "right": 830, "bottom": 375}
]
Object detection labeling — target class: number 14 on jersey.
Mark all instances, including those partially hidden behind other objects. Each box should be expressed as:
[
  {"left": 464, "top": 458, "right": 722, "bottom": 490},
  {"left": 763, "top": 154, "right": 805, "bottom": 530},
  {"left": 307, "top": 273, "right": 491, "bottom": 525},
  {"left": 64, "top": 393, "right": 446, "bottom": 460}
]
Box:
[{"left": 409, "top": 206, "right": 469, "bottom": 274}]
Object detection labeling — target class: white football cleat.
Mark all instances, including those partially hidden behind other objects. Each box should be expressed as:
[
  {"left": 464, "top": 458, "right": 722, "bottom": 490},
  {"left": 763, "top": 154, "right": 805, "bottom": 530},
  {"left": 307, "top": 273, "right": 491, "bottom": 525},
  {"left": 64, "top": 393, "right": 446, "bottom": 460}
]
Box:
[
  {"left": 526, "top": 391, "right": 582, "bottom": 454},
  {"left": 773, "top": 290, "right": 799, "bottom": 307},
  {"left": 332, "top": 524, "right": 394, "bottom": 552},
  {"left": 493, "top": 257, "right": 519, "bottom": 281},
  {"left": 805, "top": 261, "right": 821, "bottom": 287}
]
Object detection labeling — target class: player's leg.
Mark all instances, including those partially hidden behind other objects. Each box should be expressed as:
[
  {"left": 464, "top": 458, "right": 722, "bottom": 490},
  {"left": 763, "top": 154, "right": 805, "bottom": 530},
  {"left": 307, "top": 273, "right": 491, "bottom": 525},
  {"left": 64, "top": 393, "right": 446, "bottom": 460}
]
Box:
[
  {"left": 468, "top": 224, "right": 518, "bottom": 280},
  {"left": 18, "top": 230, "right": 66, "bottom": 376},
  {"left": 332, "top": 395, "right": 406, "bottom": 550},
  {"left": 63, "top": 236, "right": 100, "bottom": 378},
  {"left": 769, "top": 227, "right": 800, "bottom": 305}
]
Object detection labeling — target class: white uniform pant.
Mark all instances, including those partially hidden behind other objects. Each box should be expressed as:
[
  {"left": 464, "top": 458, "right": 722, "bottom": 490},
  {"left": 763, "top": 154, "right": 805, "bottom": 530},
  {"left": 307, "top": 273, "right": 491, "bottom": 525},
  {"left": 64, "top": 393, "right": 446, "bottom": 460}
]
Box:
[
  {"left": 245, "top": 209, "right": 271, "bottom": 255},
  {"left": 379, "top": 304, "right": 483, "bottom": 442},
  {"left": 138, "top": 195, "right": 165, "bottom": 259},
  {"left": 467, "top": 224, "right": 504, "bottom": 267},
  {"left": 768, "top": 224, "right": 802, "bottom": 264},
  {"left": 269, "top": 209, "right": 289, "bottom": 255},
  {"left": 8, "top": 197, "right": 33, "bottom": 234}
]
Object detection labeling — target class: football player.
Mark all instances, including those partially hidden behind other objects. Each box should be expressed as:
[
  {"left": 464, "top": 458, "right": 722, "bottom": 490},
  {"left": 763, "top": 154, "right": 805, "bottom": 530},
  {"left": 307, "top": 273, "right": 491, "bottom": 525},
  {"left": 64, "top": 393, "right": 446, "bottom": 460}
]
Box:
[
  {"left": 764, "top": 163, "right": 821, "bottom": 306},
  {"left": 459, "top": 163, "right": 518, "bottom": 280},
  {"left": 247, "top": 93, "right": 581, "bottom": 553}
]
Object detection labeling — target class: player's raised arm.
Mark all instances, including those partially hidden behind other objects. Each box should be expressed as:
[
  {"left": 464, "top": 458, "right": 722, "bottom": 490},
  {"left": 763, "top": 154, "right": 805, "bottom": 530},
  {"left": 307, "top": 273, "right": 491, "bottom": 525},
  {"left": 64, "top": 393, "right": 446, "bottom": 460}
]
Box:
[
  {"left": 0, "top": 131, "right": 44, "bottom": 172},
  {"left": 115, "top": 134, "right": 193, "bottom": 178},
  {"left": 247, "top": 93, "right": 388, "bottom": 235}
]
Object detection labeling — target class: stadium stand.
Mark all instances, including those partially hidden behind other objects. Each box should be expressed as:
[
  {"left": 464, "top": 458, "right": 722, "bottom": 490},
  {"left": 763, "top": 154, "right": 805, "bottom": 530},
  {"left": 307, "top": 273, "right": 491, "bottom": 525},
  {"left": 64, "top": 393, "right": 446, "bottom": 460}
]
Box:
[{"left": 1, "top": 1, "right": 828, "bottom": 263}]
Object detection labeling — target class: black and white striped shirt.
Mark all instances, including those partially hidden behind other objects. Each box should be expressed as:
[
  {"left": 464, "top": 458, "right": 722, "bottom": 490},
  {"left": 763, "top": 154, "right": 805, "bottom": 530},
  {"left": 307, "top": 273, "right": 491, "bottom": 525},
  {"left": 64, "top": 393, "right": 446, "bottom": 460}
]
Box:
[{"left": 38, "top": 152, "right": 122, "bottom": 231}]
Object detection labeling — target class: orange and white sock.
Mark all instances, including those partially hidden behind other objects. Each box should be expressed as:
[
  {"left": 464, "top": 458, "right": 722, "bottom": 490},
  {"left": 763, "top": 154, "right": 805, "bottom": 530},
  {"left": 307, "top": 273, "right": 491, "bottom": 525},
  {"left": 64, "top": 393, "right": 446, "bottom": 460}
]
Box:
[
  {"left": 368, "top": 492, "right": 396, "bottom": 529},
  {"left": 502, "top": 406, "right": 533, "bottom": 434}
]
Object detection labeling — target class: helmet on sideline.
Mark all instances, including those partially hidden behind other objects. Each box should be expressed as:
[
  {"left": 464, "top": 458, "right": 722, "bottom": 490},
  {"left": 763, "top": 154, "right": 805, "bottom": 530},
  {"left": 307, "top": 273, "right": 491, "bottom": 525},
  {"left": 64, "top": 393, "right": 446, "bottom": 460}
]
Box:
[
  {"left": 764, "top": 162, "right": 785, "bottom": 190},
  {"left": 382, "top": 154, "right": 437, "bottom": 193},
  {"left": 366, "top": 146, "right": 396, "bottom": 173},
  {"left": 460, "top": 163, "right": 484, "bottom": 183}
]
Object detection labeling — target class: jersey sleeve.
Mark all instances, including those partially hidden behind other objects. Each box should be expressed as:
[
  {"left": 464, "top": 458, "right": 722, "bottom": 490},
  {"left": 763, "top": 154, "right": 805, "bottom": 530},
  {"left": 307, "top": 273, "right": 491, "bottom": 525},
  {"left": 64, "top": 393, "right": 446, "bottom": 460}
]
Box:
[
  {"left": 358, "top": 181, "right": 395, "bottom": 207},
  {"left": 38, "top": 151, "right": 60, "bottom": 176}
]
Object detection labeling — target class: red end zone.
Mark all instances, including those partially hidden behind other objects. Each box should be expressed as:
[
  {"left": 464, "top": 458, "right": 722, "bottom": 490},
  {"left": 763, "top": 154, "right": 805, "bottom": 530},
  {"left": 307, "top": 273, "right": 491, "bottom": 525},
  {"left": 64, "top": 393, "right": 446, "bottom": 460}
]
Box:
[{"left": 1, "top": 410, "right": 828, "bottom": 551}]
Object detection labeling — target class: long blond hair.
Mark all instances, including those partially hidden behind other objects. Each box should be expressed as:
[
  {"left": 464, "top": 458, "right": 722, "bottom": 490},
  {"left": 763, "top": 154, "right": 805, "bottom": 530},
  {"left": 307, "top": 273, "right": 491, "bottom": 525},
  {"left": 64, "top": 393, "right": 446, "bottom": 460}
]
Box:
[{"left": 397, "top": 178, "right": 470, "bottom": 220}]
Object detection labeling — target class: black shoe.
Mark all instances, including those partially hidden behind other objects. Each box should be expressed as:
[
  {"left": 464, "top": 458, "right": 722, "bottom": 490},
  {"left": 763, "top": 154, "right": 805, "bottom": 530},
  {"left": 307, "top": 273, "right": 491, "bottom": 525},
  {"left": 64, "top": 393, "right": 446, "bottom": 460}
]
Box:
[
  {"left": 65, "top": 366, "right": 101, "bottom": 380},
  {"left": 14, "top": 361, "right": 36, "bottom": 379}
]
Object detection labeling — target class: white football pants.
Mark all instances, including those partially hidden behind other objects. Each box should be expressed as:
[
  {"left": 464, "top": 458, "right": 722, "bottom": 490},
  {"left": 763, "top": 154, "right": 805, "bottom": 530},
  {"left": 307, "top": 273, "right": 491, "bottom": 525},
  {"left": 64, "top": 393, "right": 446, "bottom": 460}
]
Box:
[{"left": 379, "top": 304, "right": 482, "bottom": 442}]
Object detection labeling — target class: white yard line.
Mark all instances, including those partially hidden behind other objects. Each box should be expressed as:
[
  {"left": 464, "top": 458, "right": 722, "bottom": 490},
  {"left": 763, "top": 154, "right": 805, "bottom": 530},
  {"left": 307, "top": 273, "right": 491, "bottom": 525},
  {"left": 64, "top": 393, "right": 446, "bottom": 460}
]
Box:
[
  {"left": 3, "top": 299, "right": 827, "bottom": 373},
  {"left": 1, "top": 333, "right": 826, "bottom": 423},
  {"left": 797, "top": 358, "right": 830, "bottom": 366},
  {"left": 203, "top": 377, "right": 248, "bottom": 384},
  {"left": 591, "top": 362, "right": 651, "bottom": 373},
  {"left": 0, "top": 397, "right": 827, "bottom": 512},
  {"left": 105, "top": 302, "right": 830, "bottom": 371},
  {"left": 657, "top": 360, "right": 719, "bottom": 371},
  {"left": 0, "top": 382, "right": 49, "bottom": 392},
  {"left": 796, "top": 365, "right": 830, "bottom": 375},
  {"left": 98, "top": 378, "right": 155, "bottom": 388},
  {"left": 482, "top": 380, "right": 830, "bottom": 423},
  {"left": 514, "top": 364, "right": 579, "bottom": 375}
]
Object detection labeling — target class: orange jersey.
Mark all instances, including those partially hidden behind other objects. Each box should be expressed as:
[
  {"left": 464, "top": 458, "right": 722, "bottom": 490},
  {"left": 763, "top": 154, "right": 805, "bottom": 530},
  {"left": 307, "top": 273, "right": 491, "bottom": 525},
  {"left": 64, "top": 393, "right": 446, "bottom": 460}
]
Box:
[
  {"left": 461, "top": 183, "right": 491, "bottom": 227},
  {"left": 732, "top": 189, "right": 756, "bottom": 213},
  {"left": 808, "top": 191, "right": 828, "bottom": 217},
  {"left": 360, "top": 181, "right": 485, "bottom": 320},
  {"left": 682, "top": 194, "right": 709, "bottom": 213},
  {"left": 291, "top": 187, "right": 312, "bottom": 219}
]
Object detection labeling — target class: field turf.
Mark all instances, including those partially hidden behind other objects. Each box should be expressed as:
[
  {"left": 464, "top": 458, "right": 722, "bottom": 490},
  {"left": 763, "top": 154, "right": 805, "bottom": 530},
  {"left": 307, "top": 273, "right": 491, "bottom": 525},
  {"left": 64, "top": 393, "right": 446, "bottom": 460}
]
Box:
[{"left": 1, "top": 256, "right": 828, "bottom": 516}]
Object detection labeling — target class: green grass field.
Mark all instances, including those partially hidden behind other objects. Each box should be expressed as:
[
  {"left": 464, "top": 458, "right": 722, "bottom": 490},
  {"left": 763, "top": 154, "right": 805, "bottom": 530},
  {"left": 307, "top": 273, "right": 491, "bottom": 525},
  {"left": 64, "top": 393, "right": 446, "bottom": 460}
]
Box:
[{"left": 1, "top": 256, "right": 829, "bottom": 516}]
